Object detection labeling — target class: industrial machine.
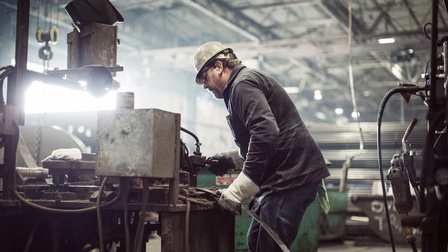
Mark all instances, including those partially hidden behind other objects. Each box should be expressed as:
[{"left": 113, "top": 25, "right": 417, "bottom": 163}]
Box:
[
  {"left": 0, "top": 1, "right": 234, "bottom": 251},
  {"left": 374, "top": 2, "right": 448, "bottom": 252}
]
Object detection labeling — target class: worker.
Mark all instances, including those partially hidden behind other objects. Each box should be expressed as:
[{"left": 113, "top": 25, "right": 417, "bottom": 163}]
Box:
[{"left": 193, "top": 41, "right": 330, "bottom": 252}]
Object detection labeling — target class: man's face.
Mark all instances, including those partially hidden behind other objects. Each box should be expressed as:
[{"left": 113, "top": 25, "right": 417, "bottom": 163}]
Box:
[{"left": 202, "top": 64, "right": 225, "bottom": 99}]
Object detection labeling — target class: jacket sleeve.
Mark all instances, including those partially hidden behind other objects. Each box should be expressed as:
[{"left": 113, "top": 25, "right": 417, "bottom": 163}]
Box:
[{"left": 231, "top": 79, "right": 279, "bottom": 184}]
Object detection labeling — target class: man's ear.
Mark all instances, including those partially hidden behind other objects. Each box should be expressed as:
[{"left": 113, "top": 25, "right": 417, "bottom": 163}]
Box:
[{"left": 214, "top": 60, "right": 224, "bottom": 73}]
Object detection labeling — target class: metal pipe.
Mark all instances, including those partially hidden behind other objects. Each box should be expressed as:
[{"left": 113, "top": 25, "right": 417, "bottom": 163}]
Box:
[
  {"left": 11, "top": 0, "right": 30, "bottom": 124},
  {"left": 2, "top": 0, "right": 30, "bottom": 200}
]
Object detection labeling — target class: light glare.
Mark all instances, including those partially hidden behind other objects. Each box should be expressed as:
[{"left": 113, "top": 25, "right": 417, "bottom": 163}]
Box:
[
  {"left": 25, "top": 81, "right": 117, "bottom": 114},
  {"left": 378, "top": 38, "right": 395, "bottom": 44},
  {"left": 351, "top": 111, "right": 360, "bottom": 118},
  {"left": 314, "top": 90, "right": 322, "bottom": 100},
  {"left": 284, "top": 87, "right": 300, "bottom": 94}
]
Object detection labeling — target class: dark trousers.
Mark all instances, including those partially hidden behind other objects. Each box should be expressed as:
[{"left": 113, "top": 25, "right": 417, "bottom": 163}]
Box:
[{"left": 247, "top": 182, "right": 318, "bottom": 252}]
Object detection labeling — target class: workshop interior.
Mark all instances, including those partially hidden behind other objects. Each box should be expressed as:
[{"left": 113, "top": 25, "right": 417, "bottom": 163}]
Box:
[{"left": 0, "top": 0, "right": 447, "bottom": 251}]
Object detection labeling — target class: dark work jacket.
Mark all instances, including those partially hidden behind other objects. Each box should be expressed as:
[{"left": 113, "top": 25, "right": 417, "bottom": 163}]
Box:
[{"left": 223, "top": 64, "right": 330, "bottom": 197}]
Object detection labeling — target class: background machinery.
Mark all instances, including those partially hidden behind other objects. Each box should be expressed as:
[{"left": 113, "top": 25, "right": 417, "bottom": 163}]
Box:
[{"left": 0, "top": 1, "right": 234, "bottom": 251}]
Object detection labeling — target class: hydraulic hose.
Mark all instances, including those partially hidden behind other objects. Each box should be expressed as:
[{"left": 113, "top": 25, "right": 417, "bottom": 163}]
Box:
[
  {"left": 377, "top": 85, "right": 426, "bottom": 252},
  {"left": 181, "top": 127, "right": 202, "bottom": 155}
]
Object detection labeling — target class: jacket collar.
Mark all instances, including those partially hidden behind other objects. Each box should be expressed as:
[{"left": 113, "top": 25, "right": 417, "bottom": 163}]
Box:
[{"left": 223, "top": 64, "right": 246, "bottom": 108}]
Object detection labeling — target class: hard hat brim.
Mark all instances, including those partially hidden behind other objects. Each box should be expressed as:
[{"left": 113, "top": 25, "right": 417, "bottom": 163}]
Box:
[{"left": 195, "top": 48, "right": 232, "bottom": 84}]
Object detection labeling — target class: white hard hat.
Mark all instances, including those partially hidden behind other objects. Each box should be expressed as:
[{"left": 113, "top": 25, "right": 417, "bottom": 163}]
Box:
[{"left": 193, "top": 41, "right": 235, "bottom": 84}]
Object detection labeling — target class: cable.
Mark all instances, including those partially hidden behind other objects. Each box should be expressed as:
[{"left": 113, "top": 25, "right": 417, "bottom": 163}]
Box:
[
  {"left": 0, "top": 66, "right": 14, "bottom": 104},
  {"left": 13, "top": 179, "right": 122, "bottom": 214},
  {"left": 23, "top": 218, "right": 40, "bottom": 252},
  {"left": 97, "top": 176, "right": 109, "bottom": 252},
  {"left": 120, "top": 178, "right": 131, "bottom": 252},
  {"left": 134, "top": 178, "right": 149, "bottom": 252},
  {"left": 0, "top": 65, "right": 14, "bottom": 72},
  {"left": 13, "top": 120, "right": 122, "bottom": 213},
  {"left": 377, "top": 86, "right": 426, "bottom": 252},
  {"left": 348, "top": 0, "right": 365, "bottom": 152},
  {"left": 181, "top": 140, "right": 196, "bottom": 175},
  {"left": 424, "top": 23, "right": 432, "bottom": 40},
  {"left": 180, "top": 127, "right": 199, "bottom": 143},
  {"left": 185, "top": 200, "right": 191, "bottom": 252},
  {"left": 181, "top": 127, "right": 202, "bottom": 155}
]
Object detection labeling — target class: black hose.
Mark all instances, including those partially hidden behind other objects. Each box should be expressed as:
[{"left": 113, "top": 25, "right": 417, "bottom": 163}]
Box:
[
  {"left": 377, "top": 86, "right": 426, "bottom": 252},
  {"left": 0, "top": 66, "right": 14, "bottom": 104},
  {"left": 181, "top": 127, "right": 202, "bottom": 155},
  {"left": 181, "top": 127, "right": 199, "bottom": 143}
]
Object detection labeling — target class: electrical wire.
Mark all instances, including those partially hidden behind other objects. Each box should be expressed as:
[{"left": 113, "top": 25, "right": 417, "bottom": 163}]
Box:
[
  {"left": 185, "top": 200, "right": 191, "bottom": 252},
  {"left": 348, "top": 0, "right": 365, "bottom": 153},
  {"left": 180, "top": 188, "right": 192, "bottom": 252},
  {"left": 424, "top": 23, "right": 432, "bottom": 40},
  {"left": 0, "top": 65, "right": 14, "bottom": 72},
  {"left": 13, "top": 179, "right": 122, "bottom": 214},
  {"left": 120, "top": 177, "right": 131, "bottom": 252},
  {"left": 14, "top": 185, "right": 121, "bottom": 214},
  {"left": 181, "top": 140, "right": 196, "bottom": 175},
  {"left": 12, "top": 121, "right": 122, "bottom": 214},
  {"left": 23, "top": 218, "right": 40, "bottom": 252},
  {"left": 0, "top": 66, "right": 14, "bottom": 104},
  {"left": 134, "top": 178, "right": 149, "bottom": 252},
  {"left": 377, "top": 86, "right": 426, "bottom": 252},
  {"left": 97, "top": 176, "right": 109, "bottom": 252}
]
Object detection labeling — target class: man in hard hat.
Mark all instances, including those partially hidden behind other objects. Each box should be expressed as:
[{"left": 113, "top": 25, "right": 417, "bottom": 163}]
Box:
[{"left": 193, "top": 41, "right": 330, "bottom": 252}]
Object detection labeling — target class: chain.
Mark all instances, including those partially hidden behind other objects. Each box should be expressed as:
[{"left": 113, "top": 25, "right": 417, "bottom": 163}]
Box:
[{"left": 34, "top": 111, "right": 46, "bottom": 166}]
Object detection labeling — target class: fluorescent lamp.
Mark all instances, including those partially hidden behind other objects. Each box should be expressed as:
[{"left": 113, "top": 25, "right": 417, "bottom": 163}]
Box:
[
  {"left": 284, "top": 87, "right": 300, "bottom": 94},
  {"left": 313, "top": 90, "right": 322, "bottom": 100},
  {"left": 378, "top": 38, "right": 395, "bottom": 44},
  {"left": 351, "top": 111, "right": 360, "bottom": 118}
]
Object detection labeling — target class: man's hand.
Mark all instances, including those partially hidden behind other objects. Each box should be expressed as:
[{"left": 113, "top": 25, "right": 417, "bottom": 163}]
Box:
[
  {"left": 217, "top": 172, "right": 260, "bottom": 215},
  {"left": 218, "top": 192, "right": 242, "bottom": 215}
]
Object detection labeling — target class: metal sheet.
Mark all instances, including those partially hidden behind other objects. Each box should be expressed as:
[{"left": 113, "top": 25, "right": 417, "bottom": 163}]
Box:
[
  {"left": 96, "top": 108, "right": 180, "bottom": 177},
  {"left": 67, "top": 23, "right": 118, "bottom": 69}
]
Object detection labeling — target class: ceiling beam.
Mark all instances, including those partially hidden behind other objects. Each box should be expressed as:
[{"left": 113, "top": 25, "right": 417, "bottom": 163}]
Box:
[
  {"left": 183, "top": 0, "right": 281, "bottom": 43},
  {"left": 180, "top": 0, "right": 260, "bottom": 43},
  {"left": 318, "top": 0, "right": 368, "bottom": 35},
  {"left": 133, "top": 33, "right": 430, "bottom": 62}
]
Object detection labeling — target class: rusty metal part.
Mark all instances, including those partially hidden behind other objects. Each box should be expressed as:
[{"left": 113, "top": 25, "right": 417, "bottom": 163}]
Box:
[
  {"left": 96, "top": 109, "right": 181, "bottom": 178},
  {"left": 16, "top": 167, "right": 48, "bottom": 179}
]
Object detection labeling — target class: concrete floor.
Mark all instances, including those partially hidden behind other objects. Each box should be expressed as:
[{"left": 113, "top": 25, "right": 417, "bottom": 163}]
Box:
[
  {"left": 318, "top": 240, "right": 420, "bottom": 252},
  {"left": 145, "top": 234, "right": 421, "bottom": 252}
]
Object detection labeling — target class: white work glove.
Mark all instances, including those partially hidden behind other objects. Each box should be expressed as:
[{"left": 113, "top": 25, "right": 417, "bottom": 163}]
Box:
[{"left": 218, "top": 172, "right": 260, "bottom": 215}]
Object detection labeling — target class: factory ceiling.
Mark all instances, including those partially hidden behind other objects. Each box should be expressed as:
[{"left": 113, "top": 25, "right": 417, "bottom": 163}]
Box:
[{"left": 1, "top": 0, "right": 446, "bottom": 125}]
